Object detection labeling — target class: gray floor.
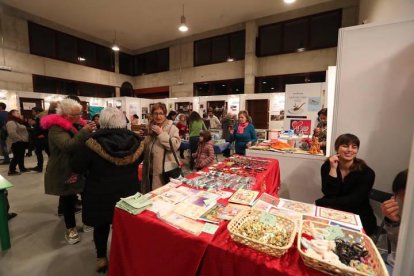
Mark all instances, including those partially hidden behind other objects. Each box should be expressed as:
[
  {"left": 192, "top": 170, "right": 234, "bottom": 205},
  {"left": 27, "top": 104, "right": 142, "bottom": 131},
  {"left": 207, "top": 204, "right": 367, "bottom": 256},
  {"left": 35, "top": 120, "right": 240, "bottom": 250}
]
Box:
[{"left": 0, "top": 151, "right": 197, "bottom": 276}]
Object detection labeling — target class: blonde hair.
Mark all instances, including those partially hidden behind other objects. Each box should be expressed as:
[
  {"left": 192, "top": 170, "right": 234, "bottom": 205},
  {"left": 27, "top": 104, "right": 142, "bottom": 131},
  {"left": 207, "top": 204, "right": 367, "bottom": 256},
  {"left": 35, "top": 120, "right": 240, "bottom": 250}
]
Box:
[{"left": 56, "top": 99, "right": 82, "bottom": 116}]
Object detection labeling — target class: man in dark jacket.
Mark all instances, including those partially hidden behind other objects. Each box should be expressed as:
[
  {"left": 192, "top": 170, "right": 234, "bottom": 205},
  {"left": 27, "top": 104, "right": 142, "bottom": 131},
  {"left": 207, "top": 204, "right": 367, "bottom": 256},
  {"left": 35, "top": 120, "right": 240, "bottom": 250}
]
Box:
[
  {"left": 31, "top": 107, "right": 49, "bottom": 172},
  {"left": 0, "top": 102, "right": 10, "bottom": 164}
]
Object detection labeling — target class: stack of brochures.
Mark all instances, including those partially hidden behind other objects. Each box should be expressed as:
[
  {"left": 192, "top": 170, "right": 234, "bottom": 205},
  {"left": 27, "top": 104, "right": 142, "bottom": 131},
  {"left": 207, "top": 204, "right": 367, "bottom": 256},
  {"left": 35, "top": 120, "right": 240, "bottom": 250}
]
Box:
[{"left": 116, "top": 192, "right": 153, "bottom": 215}]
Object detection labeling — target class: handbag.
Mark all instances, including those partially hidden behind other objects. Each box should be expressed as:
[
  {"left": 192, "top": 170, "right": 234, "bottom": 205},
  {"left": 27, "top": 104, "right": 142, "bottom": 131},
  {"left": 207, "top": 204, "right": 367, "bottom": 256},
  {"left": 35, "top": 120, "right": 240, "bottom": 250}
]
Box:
[{"left": 162, "top": 137, "right": 182, "bottom": 183}]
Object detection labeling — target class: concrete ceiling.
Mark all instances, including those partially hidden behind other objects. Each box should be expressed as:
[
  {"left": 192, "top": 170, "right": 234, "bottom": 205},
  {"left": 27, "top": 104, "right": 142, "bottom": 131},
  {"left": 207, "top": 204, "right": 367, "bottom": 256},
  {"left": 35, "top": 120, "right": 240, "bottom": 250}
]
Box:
[{"left": 3, "top": 0, "right": 332, "bottom": 51}]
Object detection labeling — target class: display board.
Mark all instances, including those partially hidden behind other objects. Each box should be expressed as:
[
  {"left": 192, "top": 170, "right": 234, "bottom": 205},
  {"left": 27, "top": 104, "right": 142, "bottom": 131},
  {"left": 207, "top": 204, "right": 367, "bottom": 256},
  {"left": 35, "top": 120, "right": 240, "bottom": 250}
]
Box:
[
  {"left": 332, "top": 20, "right": 414, "bottom": 193},
  {"left": 283, "top": 83, "right": 324, "bottom": 134}
]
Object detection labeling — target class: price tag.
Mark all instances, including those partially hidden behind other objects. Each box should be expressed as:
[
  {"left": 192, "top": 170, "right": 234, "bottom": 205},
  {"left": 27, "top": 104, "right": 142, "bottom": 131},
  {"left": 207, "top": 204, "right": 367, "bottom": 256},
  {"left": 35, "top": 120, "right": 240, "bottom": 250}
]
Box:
[
  {"left": 202, "top": 223, "right": 219, "bottom": 235},
  {"left": 260, "top": 212, "right": 277, "bottom": 226}
]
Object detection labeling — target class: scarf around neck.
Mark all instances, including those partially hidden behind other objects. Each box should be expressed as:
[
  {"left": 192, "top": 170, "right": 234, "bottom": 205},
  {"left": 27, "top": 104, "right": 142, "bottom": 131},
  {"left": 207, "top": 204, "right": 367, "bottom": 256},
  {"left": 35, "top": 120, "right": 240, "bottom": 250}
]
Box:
[
  {"left": 8, "top": 115, "right": 27, "bottom": 126},
  {"left": 237, "top": 122, "right": 249, "bottom": 134}
]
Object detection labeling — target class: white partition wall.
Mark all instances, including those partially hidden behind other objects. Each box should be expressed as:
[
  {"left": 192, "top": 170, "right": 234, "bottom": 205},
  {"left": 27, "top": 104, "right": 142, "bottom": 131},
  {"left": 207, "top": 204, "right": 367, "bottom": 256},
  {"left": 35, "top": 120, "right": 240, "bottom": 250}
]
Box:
[{"left": 332, "top": 20, "right": 414, "bottom": 193}]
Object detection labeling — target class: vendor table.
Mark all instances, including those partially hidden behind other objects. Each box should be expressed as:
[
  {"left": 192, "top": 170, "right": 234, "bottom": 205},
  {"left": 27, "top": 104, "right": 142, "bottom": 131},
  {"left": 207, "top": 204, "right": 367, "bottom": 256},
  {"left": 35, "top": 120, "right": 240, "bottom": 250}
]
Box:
[{"left": 109, "top": 204, "right": 323, "bottom": 276}]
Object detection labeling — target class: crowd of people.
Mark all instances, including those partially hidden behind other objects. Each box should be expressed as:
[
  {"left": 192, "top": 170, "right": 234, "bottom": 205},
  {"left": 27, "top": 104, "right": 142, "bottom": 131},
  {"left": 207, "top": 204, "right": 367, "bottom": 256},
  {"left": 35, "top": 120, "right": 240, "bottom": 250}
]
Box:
[{"left": 0, "top": 100, "right": 408, "bottom": 273}]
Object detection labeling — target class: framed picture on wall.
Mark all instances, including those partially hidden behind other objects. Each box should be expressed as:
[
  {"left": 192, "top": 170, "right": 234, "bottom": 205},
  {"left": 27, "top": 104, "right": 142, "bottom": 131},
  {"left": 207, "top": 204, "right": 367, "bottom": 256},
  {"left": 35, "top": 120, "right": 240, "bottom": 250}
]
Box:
[{"left": 175, "top": 102, "right": 193, "bottom": 116}]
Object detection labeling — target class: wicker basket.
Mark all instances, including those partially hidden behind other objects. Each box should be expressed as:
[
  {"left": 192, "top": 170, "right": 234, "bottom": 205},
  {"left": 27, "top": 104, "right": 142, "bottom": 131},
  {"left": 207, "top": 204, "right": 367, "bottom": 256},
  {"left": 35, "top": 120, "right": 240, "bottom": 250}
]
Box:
[
  {"left": 298, "top": 220, "right": 388, "bottom": 276},
  {"left": 227, "top": 208, "right": 296, "bottom": 257}
]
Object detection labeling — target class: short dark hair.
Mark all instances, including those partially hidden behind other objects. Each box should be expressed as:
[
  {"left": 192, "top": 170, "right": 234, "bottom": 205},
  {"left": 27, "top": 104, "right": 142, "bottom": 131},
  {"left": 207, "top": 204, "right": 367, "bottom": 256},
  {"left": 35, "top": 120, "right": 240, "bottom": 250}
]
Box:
[
  {"left": 151, "top": 102, "right": 167, "bottom": 115},
  {"left": 199, "top": 130, "right": 212, "bottom": 142},
  {"left": 318, "top": 108, "right": 327, "bottom": 117},
  {"left": 392, "top": 169, "right": 408, "bottom": 194},
  {"left": 92, "top": 114, "right": 100, "bottom": 120},
  {"left": 334, "top": 133, "right": 360, "bottom": 151},
  {"left": 32, "top": 107, "right": 44, "bottom": 113},
  {"left": 0, "top": 102, "right": 6, "bottom": 110},
  {"left": 133, "top": 114, "right": 139, "bottom": 119}
]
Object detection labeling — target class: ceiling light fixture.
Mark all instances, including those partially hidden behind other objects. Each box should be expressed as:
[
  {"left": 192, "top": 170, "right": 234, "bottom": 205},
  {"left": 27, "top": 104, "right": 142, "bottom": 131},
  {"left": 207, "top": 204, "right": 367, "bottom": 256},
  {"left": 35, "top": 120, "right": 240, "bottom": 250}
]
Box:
[
  {"left": 178, "top": 4, "right": 189, "bottom": 32},
  {"left": 227, "top": 57, "right": 234, "bottom": 62},
  {"left": 78, "top": 57, "right": 86, "bottom": 62},
  {"left": 112, "top": 30, "right": 120, "bottom": 51},
  {"left": 284, "top": 0, "right": 296, "bottom": 4}
]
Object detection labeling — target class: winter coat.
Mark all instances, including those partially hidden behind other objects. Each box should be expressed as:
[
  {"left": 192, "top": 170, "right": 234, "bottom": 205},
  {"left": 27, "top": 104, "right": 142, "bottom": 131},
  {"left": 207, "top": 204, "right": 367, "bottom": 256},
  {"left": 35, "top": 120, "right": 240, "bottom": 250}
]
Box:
[
  {"left": 70, "top": 128, "right": 145, "bottom": 226},
  {"left": 142, "top": 120, "right": 181, "bottom": 193},
  {"left": 6, "top": 119, "right": 29, "bottom": 151},
  {"left": 41, "top": 114, "right": 90, "bottom": 196},
  {"left": 192, "top": 140, "right": 215, "bottom": 169}
]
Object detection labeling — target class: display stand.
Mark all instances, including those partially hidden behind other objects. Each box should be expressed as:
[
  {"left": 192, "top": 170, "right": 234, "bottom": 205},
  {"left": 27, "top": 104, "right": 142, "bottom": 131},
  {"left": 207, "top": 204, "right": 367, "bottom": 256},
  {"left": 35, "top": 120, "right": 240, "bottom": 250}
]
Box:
[{"left": 0, "top": 175, "right": 13, "bottom": 251}]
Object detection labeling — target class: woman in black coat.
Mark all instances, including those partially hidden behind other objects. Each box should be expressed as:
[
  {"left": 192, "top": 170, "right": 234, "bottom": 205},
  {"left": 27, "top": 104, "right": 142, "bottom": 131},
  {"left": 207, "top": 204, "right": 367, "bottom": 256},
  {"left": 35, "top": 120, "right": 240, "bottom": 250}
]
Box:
[
  {"left": 71, "top": 107, "right": 144, "bottom": 273},
  {"left": 315, "top": 133, "right": 377, "bottom": 235}
]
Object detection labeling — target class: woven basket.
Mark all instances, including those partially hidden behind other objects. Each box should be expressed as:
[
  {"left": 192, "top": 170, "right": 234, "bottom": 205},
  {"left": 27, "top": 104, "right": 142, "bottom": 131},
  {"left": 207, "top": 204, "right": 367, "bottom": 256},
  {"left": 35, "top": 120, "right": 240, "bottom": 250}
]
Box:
[
  {"left": 227, "top": 208, "right": 296, "bottom": 257},
  {"left": 298, "top": 220, "right": 388, "bottom": 276}
]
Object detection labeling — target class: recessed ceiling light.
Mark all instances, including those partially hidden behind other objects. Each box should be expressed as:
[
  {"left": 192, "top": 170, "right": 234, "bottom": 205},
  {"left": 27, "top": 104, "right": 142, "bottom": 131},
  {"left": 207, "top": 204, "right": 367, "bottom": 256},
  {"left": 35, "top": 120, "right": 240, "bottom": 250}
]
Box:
[
  {"left": 222, "top": 84, "right": 226, "bottom": 87},
  {"left": 297, "top": 47, "right": 306, "bottom": 52},
  {"left": 262, "top": 81, "right": 267, "bottom": 84},
  {"left": 235, "top": 89, "right": 239, "bottom": 91},
  {"left": 271, "top": 87, "right": 275, "bottom": 90},
  {"left": 78, "top": 57, "right": 86, "bottom": 62},
  {"left": 227, "top": 57, "right": 234, "bottom": 62},
  {"left": 284, "top": 0, "right": 296, "bottom": 4}
]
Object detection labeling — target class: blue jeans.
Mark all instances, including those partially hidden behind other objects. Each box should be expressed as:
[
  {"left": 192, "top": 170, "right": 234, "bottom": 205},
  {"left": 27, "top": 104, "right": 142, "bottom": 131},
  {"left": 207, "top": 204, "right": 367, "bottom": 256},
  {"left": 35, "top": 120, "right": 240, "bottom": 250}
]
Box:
[{"left": 0, "top": 139, "right": 10, "bottom": 161}]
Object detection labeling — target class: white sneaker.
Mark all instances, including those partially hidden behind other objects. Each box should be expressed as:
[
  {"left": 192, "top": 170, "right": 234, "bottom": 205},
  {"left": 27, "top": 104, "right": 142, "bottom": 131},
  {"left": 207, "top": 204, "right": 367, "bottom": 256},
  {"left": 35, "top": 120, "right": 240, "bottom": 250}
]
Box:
[
  {"left": 65, "top": 227, "right": 80, "bottom": 244},
  {"left": 82, "top": 224, "right": 94, "bottom": 233}
]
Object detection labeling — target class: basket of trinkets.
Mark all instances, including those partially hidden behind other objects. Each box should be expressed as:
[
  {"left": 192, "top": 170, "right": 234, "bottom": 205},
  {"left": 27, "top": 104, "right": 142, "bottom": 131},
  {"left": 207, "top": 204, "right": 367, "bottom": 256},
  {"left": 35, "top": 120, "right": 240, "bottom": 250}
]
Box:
[
  {"left": 227, "top": 208, "right": 296, "bottom": 257},
  {"left": 298, "top": 220, "right": 388, "bottom": 276}
]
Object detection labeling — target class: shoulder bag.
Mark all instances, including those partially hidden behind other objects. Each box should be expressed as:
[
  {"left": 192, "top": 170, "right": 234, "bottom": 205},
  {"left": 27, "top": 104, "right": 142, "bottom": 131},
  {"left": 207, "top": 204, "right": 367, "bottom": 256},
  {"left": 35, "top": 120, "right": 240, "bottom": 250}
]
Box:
[{"left": 162, "top": 137, "right": 182, "bottom": 183}]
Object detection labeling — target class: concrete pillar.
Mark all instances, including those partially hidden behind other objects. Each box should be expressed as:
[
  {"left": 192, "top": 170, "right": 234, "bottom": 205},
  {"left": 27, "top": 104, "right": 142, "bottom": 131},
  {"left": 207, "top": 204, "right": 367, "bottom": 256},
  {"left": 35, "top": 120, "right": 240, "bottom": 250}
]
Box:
[
  {"left": 115, "top": 87, "right": 120, "bottom": 97},
  {"left": 244, "top": 21, "right": 258, "bottom": 94},
  {"left": 114, "top": 51, "right": 119, "bottom": 74}
]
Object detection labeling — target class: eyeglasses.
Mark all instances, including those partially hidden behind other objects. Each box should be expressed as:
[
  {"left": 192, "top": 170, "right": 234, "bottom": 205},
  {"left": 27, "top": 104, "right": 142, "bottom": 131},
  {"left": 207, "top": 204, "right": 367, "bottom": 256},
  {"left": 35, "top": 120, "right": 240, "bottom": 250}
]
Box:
[{"left": 153, "top": 112, "right": 165, "bottom": 116}]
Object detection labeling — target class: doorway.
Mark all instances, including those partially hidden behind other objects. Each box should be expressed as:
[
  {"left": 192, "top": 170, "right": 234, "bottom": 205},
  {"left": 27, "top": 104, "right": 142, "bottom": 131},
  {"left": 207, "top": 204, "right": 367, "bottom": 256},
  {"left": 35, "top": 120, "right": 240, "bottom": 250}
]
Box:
[
  {"left": 246, "top": 99, "right": 269, "bottom": 129},
  {"left": 207, "top": 101, "right": 226, "bottom": 119},
  {"left": 19, "top": 97, "right": 45, "bottom": 120}
]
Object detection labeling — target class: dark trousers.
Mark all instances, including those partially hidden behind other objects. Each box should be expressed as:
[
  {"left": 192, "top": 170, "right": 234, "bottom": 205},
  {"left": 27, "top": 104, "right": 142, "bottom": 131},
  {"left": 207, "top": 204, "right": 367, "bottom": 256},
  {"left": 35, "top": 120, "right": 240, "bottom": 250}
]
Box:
[
  {"left": 189, "top": 136, "right": 199, "bottom": 170},
  {"left": 0, "top": 139, "right": 10, "bottom": 161},
  {"left": 94, "top": 224, "right": 111, "bottom": 258},
  {"left": 9, "top": 142, "right": 26, "bottom": 172},
  {"left": 34, "top": 139, "right": 49, "bottom": 169},
  {"left": 60, "top": 195, "right": 77, "bottom": 229}
]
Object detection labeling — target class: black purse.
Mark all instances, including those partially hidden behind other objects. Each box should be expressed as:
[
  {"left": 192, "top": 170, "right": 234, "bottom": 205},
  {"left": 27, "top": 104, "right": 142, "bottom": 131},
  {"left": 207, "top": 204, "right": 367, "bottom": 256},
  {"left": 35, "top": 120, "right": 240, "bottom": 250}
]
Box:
[{"left": 162, "top": 137, "right": 182, "bottom": 183}]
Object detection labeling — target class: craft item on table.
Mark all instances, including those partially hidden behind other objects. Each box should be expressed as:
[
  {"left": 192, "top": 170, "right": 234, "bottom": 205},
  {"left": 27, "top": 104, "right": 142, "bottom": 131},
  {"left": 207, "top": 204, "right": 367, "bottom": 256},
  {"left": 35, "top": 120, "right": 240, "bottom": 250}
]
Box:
[
  {"left": 213, "top": 139, "right": 226, "bottom": 145},
  {"left": 270, "top": 140, "right": 293, "bottom": 150},
  {"left": 150, "top": 183, "right": 179, "bottom": 195},
  {"left": 147, "top": 196, "right": 176, "bottom": 217},
  {"left": 228, "top": 189, "right": 259, "bottom": 205},
  {"left": 228, "top": 209, "right": 296, "bottom": 258},
  {"left": 158, "top": 188, "right": 189, "bottom": 205},
  {"left": 316, "top": 207, "right": 361, "bottom": 228},
  {"left": 252, "top": 200, "right": 273, "bottom": 212},
  {"left": 213, "top": 190, "right": 234, "bottom": 199},
  {"left": 199, "top": 203, "right": 226, "bottom": 224},
  {"left": 182, "top": 173, "right": 254, "bottom": 190},
  {"left": 302, "top": 215, "right": 330, "bottom": 225},
  {"left": 173, "top": 192, "right": 218, "bottom": 220},
  {"left": 175, "top": 186, "right": 201, "bottom": 197},
  {"left": 299, "top": 220, "right": 384, "bottom": 275},
  {"left": 202, "top": 223, "right": 220, "bottom": 235},
  {"left": 116, "top": 192, "right": 153, "bottom": 215},
  {"left": 255, "top": 193, "right": 279, "bottom": 205},
  {"left": 277, "top": 198, "right": 316, "bottom": 215},
  {"left": 308, "top": 137, "right": 321, "bottom": 154},
  {"left": 159, "top": 212, "right": 205, "bottom": 236},
  {"left": 269, "top": 207, "right": 302, "bottom": 228},
  {"left": 169, "top": 177, "right": 185, "bottom": 185},
  {"left": 218, "top": 203, "right": 250, "bottom": 220}
]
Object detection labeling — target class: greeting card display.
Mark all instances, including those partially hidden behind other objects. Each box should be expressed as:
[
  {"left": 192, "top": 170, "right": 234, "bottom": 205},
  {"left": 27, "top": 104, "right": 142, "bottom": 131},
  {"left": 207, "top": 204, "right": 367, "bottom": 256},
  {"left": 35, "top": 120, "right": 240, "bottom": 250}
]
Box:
[{"left": 228, "top": 189, "right": 259, "bottom": 206}]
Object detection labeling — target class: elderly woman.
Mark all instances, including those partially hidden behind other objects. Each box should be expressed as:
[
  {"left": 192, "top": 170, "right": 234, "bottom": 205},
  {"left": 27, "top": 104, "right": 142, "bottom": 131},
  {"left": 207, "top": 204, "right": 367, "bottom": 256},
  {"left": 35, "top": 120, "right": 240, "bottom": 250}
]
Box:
[
  {"left": 6, "top": 109, "right": 29, "bottom": 175},
  {"left": 142, "top": 102, "right": 181, "bottom": 193},
  {"left": 70, "top": 107, "right": 144, "bottom": 273},
  {"left": 41, "top": 99, "right": 95, "bottom": 245}
]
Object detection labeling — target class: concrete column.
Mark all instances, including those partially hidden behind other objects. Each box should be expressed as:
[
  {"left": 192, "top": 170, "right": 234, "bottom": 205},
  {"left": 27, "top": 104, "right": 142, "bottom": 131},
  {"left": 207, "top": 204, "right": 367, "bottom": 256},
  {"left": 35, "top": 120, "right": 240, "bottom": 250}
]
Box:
[
  {"left": 114, "top": 51, "right": 119, "bottom": 74},
  {"left": 115, "top": 87, "right": 120, "bottom": 97},
  {"left": 244, "top": 21, "right": 258, "bottom": 94}
]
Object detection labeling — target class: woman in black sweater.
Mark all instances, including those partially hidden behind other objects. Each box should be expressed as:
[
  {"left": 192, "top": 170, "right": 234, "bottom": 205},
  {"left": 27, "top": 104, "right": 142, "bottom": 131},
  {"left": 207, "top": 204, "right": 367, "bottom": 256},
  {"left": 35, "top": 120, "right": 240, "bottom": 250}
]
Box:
[{"left": 315, "top": 133, "right": 377, "bottom": 235}]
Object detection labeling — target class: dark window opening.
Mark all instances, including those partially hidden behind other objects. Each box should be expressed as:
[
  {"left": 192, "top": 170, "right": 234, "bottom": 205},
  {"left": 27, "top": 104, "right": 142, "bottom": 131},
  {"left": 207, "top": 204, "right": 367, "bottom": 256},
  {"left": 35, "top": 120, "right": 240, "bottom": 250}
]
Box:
[
  {"left": 255, "top": 72, "right": 326, "bottom": 93},
  {"left": 194, "top": 79, "right": 244, "bottom": 96}
]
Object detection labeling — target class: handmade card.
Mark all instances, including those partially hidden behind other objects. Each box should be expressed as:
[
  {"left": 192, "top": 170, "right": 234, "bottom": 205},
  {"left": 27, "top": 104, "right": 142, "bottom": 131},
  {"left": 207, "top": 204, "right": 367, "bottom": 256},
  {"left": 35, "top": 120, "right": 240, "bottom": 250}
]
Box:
[{"left": 228, "top": 189, "right": 259, "bottom": 205}]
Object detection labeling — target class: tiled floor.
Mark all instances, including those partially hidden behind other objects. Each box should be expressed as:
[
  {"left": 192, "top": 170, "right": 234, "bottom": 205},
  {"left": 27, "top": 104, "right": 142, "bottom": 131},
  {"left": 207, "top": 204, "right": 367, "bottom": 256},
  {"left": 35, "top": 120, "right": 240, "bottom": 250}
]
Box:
[{"left": 0, "top": 151, "right": 210, "bottom": 276}]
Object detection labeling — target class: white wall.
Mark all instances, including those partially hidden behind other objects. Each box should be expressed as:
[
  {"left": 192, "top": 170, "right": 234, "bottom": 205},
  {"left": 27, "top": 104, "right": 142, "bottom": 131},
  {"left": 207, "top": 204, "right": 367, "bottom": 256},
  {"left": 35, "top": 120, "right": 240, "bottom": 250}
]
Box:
[
  {"left": 359, "top": 0, "right": 414, "bottom": 24},
  {"left": 332, "top": 20, "right": 414, "bottom": 193}
]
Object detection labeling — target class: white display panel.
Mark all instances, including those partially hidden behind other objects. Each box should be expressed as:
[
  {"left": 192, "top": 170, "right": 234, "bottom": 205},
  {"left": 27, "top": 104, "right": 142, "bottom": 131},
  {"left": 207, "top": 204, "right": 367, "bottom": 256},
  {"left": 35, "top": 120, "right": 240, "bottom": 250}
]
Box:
[{"left": 332, "top": 20, "right": 414, "bottom": 193}]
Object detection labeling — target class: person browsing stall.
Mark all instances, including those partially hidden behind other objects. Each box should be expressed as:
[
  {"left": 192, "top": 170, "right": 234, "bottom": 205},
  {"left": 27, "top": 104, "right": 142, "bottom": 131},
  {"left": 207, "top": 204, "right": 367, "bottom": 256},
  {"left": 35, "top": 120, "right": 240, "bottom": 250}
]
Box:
[
  {"left": 6, "top": 110, "right": 29, "bottom": 175},
  {"left": 314, "top": 108, "right": 328, "bottom": 154},
  {"left": 381, "top": 169, "right": 408, "bottom": 269},
  {"left": 188, "top": 111, "right": 206, "bottom": 170},
  {"left": 207, "top": 109, "right": 221, "bottom": 129},
  {"left": 70, "top": 107, "right": 145, "bottom": 273},
  {"left": 315, "top": 133, "right": 377, "bottom": 235},
  {"left": 193, "top": 130, "right": 215, "bottom": 170},
  {"left": 230, "top": 110, "right": 257, "bottom": 155},
  {"left": 142, "top": 103, "right": 181, "bottom": 193}
]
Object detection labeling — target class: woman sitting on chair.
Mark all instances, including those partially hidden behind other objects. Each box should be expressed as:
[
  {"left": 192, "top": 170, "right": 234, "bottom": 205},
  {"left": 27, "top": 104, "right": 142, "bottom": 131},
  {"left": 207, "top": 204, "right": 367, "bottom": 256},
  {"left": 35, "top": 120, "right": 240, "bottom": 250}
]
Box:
[{"left": 315, "top": 133, "right": 377, "bottom": 235}]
